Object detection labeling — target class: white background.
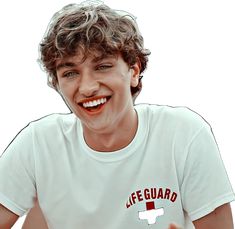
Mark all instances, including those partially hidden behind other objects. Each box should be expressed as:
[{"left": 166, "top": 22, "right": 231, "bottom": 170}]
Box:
[{"left": 0, "top": 0, "right": 234, "bottom": 228}]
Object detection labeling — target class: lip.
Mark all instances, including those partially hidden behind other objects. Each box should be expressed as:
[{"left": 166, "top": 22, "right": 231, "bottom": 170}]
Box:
[
  {"left": 77, "top": 95, "right": 111, "bottom": 115},
  {"left": 78, "top": 95, "right": 110, "bottom": 104}
]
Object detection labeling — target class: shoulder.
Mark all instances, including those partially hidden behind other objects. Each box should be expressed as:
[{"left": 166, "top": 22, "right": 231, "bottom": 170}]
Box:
[
  {"left": 29, "top": 112, "right": 78, "bottom": 131},
  {"left": 135, "top": 103, "right": 210, "bottom": 134},
  {"left": 2, "top": 113, "right": 79, "bottom": 154},
  {"left": 10, "top": 113, "right": 81, "bottom": 142}
]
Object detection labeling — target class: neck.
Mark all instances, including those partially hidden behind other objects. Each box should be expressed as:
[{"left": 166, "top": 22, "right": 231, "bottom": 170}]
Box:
[{"left": 83, "top": 109, "right": 138, "bottom": 152}]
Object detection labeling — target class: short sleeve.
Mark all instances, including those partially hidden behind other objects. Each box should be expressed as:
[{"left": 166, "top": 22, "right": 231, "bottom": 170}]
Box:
[
  {"left": 0, "top": 124, "right": 36, "bottom": 216},
  {"left": 181, "top": 125, "right": 235, "bottom": 221}
]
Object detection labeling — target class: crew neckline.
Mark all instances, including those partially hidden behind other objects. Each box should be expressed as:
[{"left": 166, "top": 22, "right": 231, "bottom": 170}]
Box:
[{"left": 78, "top": 105, "right": 146, "bottom": 162}]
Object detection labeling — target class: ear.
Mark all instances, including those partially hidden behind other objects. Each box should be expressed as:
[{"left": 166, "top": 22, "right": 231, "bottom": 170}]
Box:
[{"left": 130, "top": 60, "right": 141, "bottom": 88}]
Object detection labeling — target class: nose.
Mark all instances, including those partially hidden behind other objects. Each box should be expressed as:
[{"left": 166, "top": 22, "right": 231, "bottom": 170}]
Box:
[{"left": 79, "top": 72, "right": 99, "bottom": 97}]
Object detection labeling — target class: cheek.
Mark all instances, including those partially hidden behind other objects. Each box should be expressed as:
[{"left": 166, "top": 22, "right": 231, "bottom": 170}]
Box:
[
  {"left": 111, "top": 72, "right": 132, "bottom": 86},
  {"left": 58, "top": 81, "right": 76, "bottom": 97}
]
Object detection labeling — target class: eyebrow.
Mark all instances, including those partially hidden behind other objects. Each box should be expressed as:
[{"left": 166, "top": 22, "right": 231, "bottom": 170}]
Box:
[
  {"left": 56, "top": 55, "right": 117, "bottom": 71},
  {"left": 56, "top": 62, "right": 77, "bottom": 71}
]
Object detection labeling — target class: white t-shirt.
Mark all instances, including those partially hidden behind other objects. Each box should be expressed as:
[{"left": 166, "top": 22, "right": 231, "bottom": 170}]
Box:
[{"left": 0, "top": 104, "right": 234, "bottom": 229}]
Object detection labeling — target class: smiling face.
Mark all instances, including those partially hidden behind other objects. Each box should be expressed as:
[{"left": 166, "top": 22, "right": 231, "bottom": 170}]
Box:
[{"left": 56, "top": 52, "right": 140, "bottom": 136}]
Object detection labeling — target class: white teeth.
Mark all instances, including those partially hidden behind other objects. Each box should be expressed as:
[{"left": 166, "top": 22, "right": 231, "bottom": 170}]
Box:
[{"left": 83, "top": 97, "right": 107, "bottom": 108}]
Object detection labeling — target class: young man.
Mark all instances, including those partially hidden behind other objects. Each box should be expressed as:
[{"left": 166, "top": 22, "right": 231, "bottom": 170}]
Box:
[{"left": 0, "top": 1, "right": 234, "bottom": 228}]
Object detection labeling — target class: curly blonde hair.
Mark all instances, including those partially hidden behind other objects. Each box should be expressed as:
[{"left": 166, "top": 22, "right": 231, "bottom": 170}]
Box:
[{"left": 39, "top": 1, "right": 150, "bottom": 96}]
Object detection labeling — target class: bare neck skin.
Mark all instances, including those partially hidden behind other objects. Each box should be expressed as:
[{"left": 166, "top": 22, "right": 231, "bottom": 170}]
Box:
[{"left": 82, "top": 108, "right": 138, "bottom": 152}]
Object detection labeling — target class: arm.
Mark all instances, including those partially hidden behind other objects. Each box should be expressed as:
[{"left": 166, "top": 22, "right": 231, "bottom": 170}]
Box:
[
  {"left": 22, "top": 200, "right": 48, "bottom": 229},
  {"left": 168, "top": 223, "right": 182, "bottom": 229},
  {"left": 0, "top": 204, "right": 19, "bottom": 229},
  {"left": 193, "top": 203, "right": 234, "bottom": 229}
]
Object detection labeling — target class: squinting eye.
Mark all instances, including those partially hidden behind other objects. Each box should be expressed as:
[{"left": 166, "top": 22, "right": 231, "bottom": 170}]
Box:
[
  {"left": 97, "top": 65, "right": 112, "bottom": 70},
  {"left": 63, "top": 71, "right": 79, "bottom": 78}
]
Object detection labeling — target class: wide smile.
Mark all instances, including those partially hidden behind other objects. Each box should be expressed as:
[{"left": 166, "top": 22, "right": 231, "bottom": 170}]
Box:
[{"left": 78, "top": 96, "right": 111, "bottom": 114}]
